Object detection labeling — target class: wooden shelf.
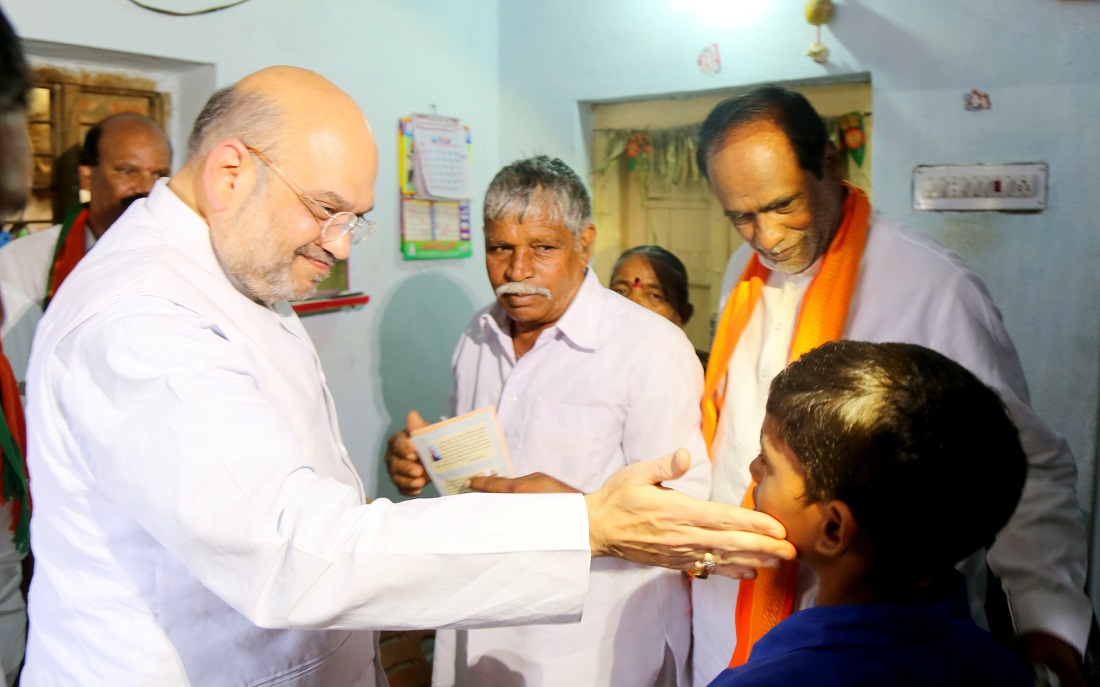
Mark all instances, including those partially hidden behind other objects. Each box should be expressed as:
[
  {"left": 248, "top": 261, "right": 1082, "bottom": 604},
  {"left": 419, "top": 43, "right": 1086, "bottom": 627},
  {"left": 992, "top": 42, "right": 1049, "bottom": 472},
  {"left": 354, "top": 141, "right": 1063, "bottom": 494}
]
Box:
[{"left": 291, "top": 292, "right": 370, "bottom": 317}]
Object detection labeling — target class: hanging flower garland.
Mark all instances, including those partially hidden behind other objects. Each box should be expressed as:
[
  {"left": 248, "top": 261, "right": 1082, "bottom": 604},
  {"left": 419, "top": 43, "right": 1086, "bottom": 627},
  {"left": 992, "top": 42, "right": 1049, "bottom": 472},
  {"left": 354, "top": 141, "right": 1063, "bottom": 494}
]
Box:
[
  {"left": 595, "top": 123, "right": 703, "bottom": 200},
  {"left": 596, "top": 111, "right": 866, "bottom": 198},
  {"left": 836, "top": 112, "right": 866, "bottom": 168},
  {"left": 623, "top": 131, "right": 653, "bottom": 172}
]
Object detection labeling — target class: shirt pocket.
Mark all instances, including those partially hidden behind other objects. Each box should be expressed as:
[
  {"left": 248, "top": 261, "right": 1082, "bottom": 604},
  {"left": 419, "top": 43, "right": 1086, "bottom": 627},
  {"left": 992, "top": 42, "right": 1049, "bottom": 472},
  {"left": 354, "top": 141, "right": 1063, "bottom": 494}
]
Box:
[{"left": 519, "top": 397, "right": 622, "bottom": 493}]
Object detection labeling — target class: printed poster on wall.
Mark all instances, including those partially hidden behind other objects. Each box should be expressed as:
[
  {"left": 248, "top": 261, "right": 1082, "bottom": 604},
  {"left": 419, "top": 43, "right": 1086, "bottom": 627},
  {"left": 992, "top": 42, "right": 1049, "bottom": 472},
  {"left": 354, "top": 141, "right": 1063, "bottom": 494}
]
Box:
[{"left": 399, "top": 116, "right": 473, "bottom": 260}]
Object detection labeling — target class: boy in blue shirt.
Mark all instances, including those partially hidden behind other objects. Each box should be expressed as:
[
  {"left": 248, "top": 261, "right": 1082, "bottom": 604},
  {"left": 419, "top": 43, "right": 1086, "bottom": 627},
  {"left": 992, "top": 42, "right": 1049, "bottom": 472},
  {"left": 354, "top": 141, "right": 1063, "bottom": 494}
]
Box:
[{"left": 709, "top": 340, "right": 1034, "bottom": 687}]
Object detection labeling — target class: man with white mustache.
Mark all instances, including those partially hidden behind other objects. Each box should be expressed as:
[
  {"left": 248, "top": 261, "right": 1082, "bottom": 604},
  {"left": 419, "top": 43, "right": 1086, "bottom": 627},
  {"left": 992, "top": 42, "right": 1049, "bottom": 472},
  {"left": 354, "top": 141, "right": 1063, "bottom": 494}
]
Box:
[
  {"left": 385, "top": 156, "right": 750, "bottom": 687},
  {"left": 495, "top": 281, "right": 551, "bottom": 299}
]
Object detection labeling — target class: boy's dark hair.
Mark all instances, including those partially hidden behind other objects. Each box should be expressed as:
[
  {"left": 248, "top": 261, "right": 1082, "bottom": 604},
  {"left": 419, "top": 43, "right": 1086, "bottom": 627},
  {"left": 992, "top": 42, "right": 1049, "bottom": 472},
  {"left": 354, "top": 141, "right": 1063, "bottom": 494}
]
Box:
[
  {"left": 766, "top": 340, "right": 1027, "bottom": 584},
  {"left": 613, "top": 245, "right": 692, "bottom": 319},
  {"left": 697, "top": 85, "right": 828, "bottom": 181}
]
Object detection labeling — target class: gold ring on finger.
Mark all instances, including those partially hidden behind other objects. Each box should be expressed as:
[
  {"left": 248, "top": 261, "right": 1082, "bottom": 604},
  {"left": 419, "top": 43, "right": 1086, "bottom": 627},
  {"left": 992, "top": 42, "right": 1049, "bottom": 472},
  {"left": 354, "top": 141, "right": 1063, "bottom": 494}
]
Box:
[{"left": 688, "top": 552, "right": 716, "bottom": 579}]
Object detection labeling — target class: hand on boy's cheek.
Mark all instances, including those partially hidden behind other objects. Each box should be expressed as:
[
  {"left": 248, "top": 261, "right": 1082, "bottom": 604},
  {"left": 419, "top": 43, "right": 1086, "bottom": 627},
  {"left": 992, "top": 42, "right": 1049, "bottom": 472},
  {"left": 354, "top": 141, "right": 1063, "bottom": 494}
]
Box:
[{"left": 1018, "top": 632, "right": 1085, "bottom": 687}]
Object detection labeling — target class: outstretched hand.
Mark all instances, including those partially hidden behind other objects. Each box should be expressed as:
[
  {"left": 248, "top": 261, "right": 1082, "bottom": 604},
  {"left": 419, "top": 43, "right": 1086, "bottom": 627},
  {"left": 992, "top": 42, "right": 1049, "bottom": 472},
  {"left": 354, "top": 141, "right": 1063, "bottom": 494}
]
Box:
[
  {"left": 584, "top": 449, "right": 797, "bottom": 579},
  {"left": 384, "top": 410, "right": 430, "bottom": 496}
]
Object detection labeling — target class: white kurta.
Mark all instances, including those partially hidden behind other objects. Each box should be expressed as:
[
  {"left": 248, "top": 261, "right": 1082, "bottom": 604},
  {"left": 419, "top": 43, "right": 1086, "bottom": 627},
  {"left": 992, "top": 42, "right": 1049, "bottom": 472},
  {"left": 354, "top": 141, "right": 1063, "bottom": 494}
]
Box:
[
  {"left": 0, "top": 225, "right": 56, "bottom": 392},
  {"left": 0, "top": 223, "right": 89, "bottom": 686},
  {"left": 691, "top": 211, "right": 1090, "bottom": 686},
  {"left": 21, "top": 180, "right": 593, "bottom": 686},
  {"left": 433, "top": 269, "right": 711, "bottom": 687},
  {"left": 0, "top": 223, "right": 96, "bottom": 388}
]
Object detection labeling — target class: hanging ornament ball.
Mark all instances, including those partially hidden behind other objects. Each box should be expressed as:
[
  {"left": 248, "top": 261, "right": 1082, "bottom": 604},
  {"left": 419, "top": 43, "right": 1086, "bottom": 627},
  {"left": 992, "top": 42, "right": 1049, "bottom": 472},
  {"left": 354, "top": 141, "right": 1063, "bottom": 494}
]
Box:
[
  {"left": 807, "top": 42, "right": 830, "bottom": 64},
  {"left": 805, "top": 0, "right": 835, "bottom": 26}
]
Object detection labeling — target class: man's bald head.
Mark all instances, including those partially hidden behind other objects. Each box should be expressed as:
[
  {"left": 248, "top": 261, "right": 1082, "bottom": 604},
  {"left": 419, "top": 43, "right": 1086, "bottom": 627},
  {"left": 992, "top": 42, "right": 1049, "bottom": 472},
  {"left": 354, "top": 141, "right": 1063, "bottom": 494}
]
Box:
[
  {"left": 79, "top": 112, "right": 172, "bottom": 237},
  {"left": 186, "top": 66, "right": 373, "bottom": 166},
  {"left": 79, "top": 112, "right": 170, "bottom": 166}
]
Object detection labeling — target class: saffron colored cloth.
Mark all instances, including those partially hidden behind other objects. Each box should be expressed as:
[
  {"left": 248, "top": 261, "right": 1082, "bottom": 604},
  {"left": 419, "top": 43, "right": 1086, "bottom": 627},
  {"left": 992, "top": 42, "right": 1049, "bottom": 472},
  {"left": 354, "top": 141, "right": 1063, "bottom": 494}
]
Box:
[
  {"left": 702, "top": 184, "right": 870, "bottom": 668},
  {"left": 433, "top": 268, "right": 710, "bottom": 687},
  {"left": 22, "top": 180, "right": 593, "bottom": 686},
  {"left": 706, "top": 576, "right": 1033, "bottom": 687},
  {"left": 692, "top": 211, "right": 1089, "bottom": 686},
  {"left": 45, "top": 204, "right": 89, "bottom": 308}
]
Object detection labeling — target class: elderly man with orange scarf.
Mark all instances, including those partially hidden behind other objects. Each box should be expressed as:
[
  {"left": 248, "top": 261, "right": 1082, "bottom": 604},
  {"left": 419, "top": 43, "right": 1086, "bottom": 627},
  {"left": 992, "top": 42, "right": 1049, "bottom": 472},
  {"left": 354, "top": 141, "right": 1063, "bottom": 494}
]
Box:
[{"left": 690, "top": 86, "right": 1089, "bottom": 687}]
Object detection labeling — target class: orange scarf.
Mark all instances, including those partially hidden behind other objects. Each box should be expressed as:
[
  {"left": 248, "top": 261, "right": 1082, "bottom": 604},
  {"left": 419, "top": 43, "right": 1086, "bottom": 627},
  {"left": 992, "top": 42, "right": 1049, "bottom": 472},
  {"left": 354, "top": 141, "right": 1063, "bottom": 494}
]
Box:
[
  {"left": 45, "top": 204, "right": 89, "bottom": 309},
  {"left": 0, "top": 337, "right": 29, "bottom": 554},
  {"left": 700, "top": 182, "right": 871, "bottom": 667}
]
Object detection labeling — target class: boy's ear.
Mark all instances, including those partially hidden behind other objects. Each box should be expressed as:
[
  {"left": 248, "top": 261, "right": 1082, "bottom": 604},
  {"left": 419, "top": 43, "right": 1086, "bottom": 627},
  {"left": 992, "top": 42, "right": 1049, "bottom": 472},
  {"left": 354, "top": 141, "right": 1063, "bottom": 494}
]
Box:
[{"left": 814, "top": 499, "right": 859, "bottom": 558}]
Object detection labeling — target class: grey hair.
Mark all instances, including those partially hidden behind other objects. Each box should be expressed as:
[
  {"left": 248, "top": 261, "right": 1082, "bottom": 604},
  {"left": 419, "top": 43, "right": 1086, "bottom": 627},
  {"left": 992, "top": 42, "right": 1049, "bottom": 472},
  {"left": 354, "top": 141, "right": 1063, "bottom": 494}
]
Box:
[
  {"left": 186, "top": 84, "right": 284, "bottom": 161},
  {"left": 483, "top": 155, "right": 592, "bottom": 238}
]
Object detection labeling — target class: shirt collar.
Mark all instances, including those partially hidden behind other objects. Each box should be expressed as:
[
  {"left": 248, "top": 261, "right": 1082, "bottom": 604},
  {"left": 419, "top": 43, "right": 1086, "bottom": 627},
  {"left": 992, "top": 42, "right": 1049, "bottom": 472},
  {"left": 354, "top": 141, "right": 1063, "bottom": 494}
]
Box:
[
  {"left": 145, "top": 178, "right": 213, "bottom": 258},
  {"left": 550, "top": 268, "right": 602, "bottom": 350}
]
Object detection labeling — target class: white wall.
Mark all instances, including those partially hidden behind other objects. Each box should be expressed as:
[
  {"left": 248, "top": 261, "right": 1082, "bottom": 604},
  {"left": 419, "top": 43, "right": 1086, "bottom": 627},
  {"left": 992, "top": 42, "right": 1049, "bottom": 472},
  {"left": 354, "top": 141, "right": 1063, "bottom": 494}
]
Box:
[
  {"left": 499, "top": 0, "right": 1100, "bottom": 593},
  {"left": 7, "top": 0, "right": 500, "bottom": 500}
]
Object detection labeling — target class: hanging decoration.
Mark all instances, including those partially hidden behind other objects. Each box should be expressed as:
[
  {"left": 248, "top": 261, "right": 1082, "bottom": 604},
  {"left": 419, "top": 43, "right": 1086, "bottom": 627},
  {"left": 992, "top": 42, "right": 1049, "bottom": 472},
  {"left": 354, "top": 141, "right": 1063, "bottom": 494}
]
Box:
[
  {"left": 963, "top": 89, "right": 992, "bottom": 112},
  {"left": 837, "top": 112, "right": 866, "bottom": 168},
  {"left": 623, "top": 131, "right": 653, "bottom": 172},
  {"left": 597, "top": 112, "right": 863, "bottom": 199},
  {"left": 698, "top": 43, "right": 721, "bottom": 76},
  {"left": 595, "top": 124, "right": 703, "bottom": 201},
  {"left": 805, "top": 0, "right": 835, "bottom": 64}
]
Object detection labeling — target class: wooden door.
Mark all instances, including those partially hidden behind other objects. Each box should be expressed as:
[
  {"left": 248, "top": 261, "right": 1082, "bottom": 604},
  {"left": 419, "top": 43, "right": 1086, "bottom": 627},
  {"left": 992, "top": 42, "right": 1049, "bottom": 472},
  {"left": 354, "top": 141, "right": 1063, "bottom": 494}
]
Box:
[{"left": 623, "top": 174, "right": 732, "bottom": 350}]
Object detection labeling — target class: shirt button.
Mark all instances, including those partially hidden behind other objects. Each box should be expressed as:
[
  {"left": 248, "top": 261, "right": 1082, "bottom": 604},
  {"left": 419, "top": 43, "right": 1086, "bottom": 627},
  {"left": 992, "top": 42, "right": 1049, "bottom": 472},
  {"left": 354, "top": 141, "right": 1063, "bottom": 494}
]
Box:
[{"left": 509, "top": 395, "right": 519, "bottom": 404}]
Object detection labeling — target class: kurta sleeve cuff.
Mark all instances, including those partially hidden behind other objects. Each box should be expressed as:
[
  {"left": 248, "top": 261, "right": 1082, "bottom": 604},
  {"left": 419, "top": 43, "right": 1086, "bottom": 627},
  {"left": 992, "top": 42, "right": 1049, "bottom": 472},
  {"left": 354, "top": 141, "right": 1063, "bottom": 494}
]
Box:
[
  {"left": 1010, "top": 587, "right": 1093, "bottom": 656},
  {"left": 293, "top": 492, "right": 593, "bottom": 631}
]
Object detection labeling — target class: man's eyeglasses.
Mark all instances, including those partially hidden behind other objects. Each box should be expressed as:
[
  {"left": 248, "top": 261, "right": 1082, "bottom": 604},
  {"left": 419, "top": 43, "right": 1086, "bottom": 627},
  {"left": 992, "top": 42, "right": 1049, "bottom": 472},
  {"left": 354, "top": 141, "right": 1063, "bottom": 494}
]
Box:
[{"left": 245, "top": 145, "right": 376, "bottom": 245}]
